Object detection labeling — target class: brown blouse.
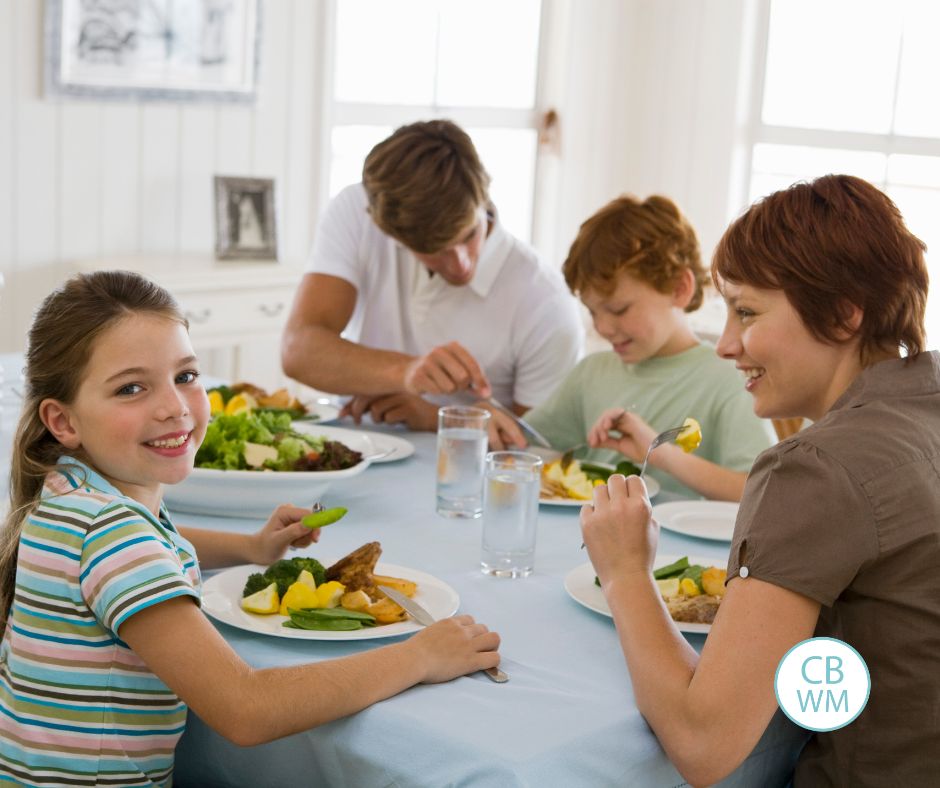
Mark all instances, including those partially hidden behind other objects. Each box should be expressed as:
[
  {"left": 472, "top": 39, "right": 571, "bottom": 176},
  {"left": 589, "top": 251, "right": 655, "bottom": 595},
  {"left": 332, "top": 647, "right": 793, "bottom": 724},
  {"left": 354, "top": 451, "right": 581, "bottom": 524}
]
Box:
[{"left": 728, "top": 351, "right": 940, "bottom": 787}]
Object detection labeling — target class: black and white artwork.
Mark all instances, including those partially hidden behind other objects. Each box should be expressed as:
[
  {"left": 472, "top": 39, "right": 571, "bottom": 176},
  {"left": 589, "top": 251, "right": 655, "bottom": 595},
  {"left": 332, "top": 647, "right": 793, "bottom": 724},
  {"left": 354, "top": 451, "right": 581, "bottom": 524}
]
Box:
[
  {"left": 44, "top": 0, "right": 261, "bottom": 101},
  {"left": 214, "top": 176, "right": 278, "bottom": 261}
]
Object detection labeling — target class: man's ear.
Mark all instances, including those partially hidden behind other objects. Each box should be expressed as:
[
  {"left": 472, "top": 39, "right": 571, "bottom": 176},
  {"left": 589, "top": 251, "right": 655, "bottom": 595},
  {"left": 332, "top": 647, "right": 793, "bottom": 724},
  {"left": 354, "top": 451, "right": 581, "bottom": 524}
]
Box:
[
  {"left": 39, "top": 399, "right": 81, "bottom": 450},
  {"left": 671, "top": 269, "right": 696, "bottom": 310}
]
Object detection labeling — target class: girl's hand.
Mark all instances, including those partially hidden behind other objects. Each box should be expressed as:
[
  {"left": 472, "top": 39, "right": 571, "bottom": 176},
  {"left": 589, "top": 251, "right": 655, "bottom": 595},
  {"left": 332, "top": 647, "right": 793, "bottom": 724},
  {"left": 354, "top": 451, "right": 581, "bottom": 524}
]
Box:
[
  {"left": 587, "top": 409, "right": 657, "bottom": 464},
  {"left": 580, "top": 474, "right": 658, "bottom": 587},
  {"left": 250, "top": 504, "right": 321, "bottom": 566},
  {"left": 409, "top": 615, "right": 501, "bottom": 684}
]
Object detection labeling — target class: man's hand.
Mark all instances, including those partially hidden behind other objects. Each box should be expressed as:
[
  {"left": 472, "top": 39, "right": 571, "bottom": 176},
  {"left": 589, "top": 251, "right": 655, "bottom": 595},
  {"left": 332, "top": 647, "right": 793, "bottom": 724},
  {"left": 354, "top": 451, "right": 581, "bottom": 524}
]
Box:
[
  {"left": 341, "top": 393, "right": 439, "bottom": 431},
  {"left": 403, "top": 341, "right": 491, "bottom": 398}
]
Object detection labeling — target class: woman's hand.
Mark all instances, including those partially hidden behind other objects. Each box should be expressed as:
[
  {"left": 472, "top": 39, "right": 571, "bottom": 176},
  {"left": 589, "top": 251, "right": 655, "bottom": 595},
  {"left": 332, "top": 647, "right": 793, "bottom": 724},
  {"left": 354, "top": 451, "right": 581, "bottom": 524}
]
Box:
[
  {"left": 250, "top": 504, "right": 321, "bottom": 566},
  {"left": 587, "top": 409, "right": 657, "bottom": 464},
  {"left": 580, "top": 474, "right": 658, "bottom": 587},
  {"left": 408, "top": 615, "right": 501, "bottom": 684}
]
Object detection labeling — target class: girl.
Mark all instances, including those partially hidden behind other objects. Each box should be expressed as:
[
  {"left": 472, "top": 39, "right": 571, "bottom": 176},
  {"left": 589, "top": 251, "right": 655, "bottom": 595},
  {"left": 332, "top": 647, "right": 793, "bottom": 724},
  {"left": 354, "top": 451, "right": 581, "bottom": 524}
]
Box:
[
  {"left": 581, "top": 175, "right": 939, "bottom": 786},
  {"left": 0, "top": 271, "right": 500, "bottom": 788},
  {"left": 494, "top": 194, "right": 773, "bottom": 501}
]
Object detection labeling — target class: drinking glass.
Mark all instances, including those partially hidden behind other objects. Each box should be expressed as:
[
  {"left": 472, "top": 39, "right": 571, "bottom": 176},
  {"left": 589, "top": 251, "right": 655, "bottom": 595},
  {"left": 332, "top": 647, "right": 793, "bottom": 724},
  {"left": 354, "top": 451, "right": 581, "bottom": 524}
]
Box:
[
  {"left": 435, "top": 406, "right": 491, "bottom": 518},
  {"left": 480, "top": 451, "right": 542, "bottom": 577}
]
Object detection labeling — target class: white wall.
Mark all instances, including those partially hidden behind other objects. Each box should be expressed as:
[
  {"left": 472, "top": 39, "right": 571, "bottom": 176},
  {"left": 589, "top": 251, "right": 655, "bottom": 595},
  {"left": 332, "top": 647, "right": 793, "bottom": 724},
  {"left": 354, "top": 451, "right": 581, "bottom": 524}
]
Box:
[{"left": 0, "top": 0, "right": 751, "bottom": 351}]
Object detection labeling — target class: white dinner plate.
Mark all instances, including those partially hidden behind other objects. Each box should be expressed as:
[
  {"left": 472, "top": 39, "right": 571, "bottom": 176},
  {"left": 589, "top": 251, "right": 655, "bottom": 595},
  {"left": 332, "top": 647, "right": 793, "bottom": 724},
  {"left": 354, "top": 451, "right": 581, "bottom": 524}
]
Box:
[
  {"left": 293, "top": 423, "right": 415, "bottom": 464},
  {"left": 540, "top": 475, "right": 660, "bottom": 506},
  {"left": 164, "top": 425, "right": 377, "bottom": 518},
  {"left": 302, "top": 401, "right": 340, "bottom": 424},
  {"left": 652, "top": 500, "right": 739, "bottom": 542},
  {"left": 202, "top": 561, "right": 459, "bottom": 641},
  {"left": 563, "top": 553, "right": 727, "bottom": 635}
]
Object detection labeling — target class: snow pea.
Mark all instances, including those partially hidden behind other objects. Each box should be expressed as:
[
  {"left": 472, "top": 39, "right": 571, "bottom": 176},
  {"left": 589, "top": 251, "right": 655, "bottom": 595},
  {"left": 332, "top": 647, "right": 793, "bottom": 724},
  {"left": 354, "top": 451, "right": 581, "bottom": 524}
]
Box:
[{"left": 301, "top": 506, "right": 348, "bottom": 529}]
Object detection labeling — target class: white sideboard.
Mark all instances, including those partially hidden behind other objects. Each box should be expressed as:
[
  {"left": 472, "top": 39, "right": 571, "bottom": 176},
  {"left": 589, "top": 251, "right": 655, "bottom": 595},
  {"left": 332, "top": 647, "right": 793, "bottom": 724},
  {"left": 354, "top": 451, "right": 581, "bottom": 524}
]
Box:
[{"left": 69, "top": 256, "right": 303, "bottom": 390}]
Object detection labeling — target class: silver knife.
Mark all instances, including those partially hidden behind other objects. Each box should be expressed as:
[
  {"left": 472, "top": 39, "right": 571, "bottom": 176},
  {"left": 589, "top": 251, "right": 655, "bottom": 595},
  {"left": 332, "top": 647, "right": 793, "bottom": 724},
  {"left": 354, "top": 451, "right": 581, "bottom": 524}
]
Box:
[{"left": 378, "top": 585, "right": 509, "bottom": 684}]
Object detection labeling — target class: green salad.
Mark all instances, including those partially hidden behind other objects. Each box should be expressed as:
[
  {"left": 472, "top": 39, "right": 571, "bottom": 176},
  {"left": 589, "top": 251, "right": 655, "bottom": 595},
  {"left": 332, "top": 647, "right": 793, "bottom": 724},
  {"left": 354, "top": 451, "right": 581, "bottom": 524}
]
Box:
[{"left": 195, "top": 412, "right": 362, "bottom": 472}]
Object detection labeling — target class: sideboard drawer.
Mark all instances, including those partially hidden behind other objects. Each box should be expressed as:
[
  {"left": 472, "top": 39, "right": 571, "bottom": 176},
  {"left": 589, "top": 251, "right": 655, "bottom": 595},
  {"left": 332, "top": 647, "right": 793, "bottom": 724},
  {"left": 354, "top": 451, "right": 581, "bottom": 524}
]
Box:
[{"left": 177, "top": 285, "right": 295, "bottom": 341}]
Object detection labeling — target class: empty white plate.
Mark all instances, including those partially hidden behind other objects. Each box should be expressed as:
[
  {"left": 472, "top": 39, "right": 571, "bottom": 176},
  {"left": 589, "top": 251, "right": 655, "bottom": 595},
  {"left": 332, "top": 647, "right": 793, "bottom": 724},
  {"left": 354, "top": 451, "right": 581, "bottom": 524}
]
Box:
[{"left": 651, "top": 500, "right": 739, "bottom": 542}]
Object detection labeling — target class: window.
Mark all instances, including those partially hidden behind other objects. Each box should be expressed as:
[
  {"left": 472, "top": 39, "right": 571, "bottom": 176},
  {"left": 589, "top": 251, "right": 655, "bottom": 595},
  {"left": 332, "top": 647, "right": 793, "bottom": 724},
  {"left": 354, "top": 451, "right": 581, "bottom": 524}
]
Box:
[
  {"left": 325, "top": 0, "right": 543, "bottom": 243},
  {"left": 746, "top": 0, "right": 940, "bottom": 349}
]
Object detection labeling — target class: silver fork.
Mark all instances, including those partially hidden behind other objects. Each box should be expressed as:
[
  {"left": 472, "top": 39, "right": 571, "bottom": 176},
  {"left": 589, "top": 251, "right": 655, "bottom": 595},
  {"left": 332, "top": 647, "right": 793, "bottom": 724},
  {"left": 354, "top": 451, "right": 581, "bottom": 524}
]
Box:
[{"left": 638, "top": 425, "right": 687, "bottom": 477}]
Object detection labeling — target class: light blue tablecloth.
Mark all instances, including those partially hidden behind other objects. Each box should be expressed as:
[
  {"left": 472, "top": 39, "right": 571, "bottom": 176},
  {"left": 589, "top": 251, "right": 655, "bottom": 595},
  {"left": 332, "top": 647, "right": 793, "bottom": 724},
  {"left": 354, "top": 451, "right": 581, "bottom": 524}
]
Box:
[
  {"left": 167, "top": 425, "right": 808, "bottom": 788},
  {"left": 0, "top": 352, "right": 806, "bottom": 787}
]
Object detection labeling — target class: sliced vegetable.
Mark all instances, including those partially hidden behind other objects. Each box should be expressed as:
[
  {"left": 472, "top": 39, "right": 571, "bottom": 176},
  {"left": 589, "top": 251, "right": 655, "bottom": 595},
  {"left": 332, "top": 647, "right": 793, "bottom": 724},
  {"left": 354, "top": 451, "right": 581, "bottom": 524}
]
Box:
[
  {"left": 302, "top": 507, "right": 348, "bottom": 529},
  {"left": 653, "top": 556, "right": 690, "bottom": 580},
  {"left": 240, "top": 582, "right": 279, "bottom": 614},
  {"left": 676, "top": 418, "right": 702, "bottom": 453}
]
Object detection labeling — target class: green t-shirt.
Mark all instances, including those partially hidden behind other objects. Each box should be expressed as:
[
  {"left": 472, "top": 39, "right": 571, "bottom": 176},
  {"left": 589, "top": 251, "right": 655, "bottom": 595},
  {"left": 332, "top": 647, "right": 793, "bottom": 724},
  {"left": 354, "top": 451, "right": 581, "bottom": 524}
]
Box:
[{"left": 524, "top": 344, "right": 775, "bottom": 498}]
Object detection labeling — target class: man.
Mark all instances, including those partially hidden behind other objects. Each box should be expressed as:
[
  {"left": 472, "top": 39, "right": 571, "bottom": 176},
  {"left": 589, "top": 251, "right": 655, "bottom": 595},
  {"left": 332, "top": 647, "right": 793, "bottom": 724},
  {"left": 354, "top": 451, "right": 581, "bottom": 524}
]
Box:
[{"left": 281, "top": 120, "right": 583, "bottom": 431}]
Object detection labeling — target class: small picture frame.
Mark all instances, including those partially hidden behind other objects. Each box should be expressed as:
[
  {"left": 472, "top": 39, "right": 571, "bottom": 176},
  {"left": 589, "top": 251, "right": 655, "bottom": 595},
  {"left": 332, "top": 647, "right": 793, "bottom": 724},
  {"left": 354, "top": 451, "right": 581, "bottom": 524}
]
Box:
[{"left": 214, "top": 176, "right": 278, "bottom": 261}]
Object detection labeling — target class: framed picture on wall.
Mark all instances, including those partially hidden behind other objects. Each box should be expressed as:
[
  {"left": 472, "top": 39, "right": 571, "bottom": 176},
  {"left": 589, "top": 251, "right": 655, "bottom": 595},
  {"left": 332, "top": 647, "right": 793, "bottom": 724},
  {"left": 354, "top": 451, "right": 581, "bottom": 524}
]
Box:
[
  {"left": 44, "top": 0, "right": 261, "bottom": 102},
  {"left": 214, "top": 176, "right": 278, "bottom": 261}
]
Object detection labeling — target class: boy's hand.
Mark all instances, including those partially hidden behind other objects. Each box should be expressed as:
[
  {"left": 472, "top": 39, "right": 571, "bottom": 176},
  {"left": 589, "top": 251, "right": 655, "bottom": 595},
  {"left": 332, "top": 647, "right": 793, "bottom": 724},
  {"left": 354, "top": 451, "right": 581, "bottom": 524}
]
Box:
[
  {"left": 580, "top": 474, "right": 657, "bottom": 587},
  {"left": 587, "top": 409, "right": 656, "bottom": 464},
  {"left": 251, "top": 504, "right": 320, "bottom": 565}
]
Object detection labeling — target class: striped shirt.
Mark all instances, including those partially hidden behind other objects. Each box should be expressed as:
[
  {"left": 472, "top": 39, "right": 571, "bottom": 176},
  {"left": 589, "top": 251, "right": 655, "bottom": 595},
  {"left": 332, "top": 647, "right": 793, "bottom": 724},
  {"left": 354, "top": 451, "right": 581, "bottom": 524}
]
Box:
[{"left": 0, "top": 458, "right": 201, "bottom": 788}]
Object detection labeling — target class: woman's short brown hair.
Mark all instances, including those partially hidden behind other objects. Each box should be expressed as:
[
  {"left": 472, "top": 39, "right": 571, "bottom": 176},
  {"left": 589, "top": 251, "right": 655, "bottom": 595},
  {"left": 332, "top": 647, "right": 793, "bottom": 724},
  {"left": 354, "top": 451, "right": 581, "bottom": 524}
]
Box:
[
  {"left": 712, "top": 174, "right": 928, "bottom": 362},
  {"left": 362, "top": 120, "right": 490, "bottom": 254},
  {"left": 562, "top": 194, "right": 708, "bottom": 312}
]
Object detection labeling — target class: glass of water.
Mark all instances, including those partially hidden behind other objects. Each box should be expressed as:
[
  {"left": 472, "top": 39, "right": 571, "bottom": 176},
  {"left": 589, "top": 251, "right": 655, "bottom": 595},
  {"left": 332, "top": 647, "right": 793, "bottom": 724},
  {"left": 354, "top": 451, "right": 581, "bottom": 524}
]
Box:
[
  {"left": 480, "top": 451, "right": 542, "bottom": 578},
  {"left": 435, "top": 406, "right": 491, "bottom": 519}
]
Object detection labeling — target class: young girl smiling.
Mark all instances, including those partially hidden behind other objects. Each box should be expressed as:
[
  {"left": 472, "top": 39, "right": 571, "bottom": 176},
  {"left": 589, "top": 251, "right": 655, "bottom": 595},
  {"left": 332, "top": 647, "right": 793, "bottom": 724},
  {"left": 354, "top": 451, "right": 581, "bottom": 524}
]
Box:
[{"left": 0, "top": 271, "right": 500, "bottom": 787}]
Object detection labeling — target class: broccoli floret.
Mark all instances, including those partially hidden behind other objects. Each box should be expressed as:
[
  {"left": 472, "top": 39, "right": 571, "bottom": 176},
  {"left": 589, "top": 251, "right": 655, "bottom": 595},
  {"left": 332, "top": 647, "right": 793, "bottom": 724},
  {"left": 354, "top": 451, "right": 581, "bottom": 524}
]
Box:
[
  {"left": 259, "top": 557, "right": 327, "bottom": 596},
  {"left": 289, "top": 556, "right": 326, "bottom": 587},
  {"left": 242, "top": 572, "right": 270, "bottom": 597}
]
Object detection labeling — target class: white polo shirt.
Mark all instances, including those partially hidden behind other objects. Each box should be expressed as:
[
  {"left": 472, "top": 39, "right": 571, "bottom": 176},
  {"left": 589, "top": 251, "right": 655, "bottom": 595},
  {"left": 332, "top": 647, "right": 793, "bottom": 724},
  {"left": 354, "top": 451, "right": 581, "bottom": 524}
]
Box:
[{"left": 306, "top": 183, "right": 583, "bottom": 407}]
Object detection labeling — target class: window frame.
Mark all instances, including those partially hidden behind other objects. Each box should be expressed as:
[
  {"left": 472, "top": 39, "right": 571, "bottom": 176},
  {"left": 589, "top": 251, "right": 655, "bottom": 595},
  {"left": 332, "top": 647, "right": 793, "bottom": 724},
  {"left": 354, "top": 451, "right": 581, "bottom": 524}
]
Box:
[{"left": 315, "top": 0, "right": 554, "bottom": 247}]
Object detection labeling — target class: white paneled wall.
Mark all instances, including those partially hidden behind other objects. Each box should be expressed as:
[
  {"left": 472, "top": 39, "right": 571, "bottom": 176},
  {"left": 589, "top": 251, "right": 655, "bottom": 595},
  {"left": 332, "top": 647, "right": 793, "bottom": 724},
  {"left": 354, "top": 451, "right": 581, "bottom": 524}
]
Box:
[
  {"left": 0, "top": 0, "right": 327, "bottom": 351},
  {"left": 0, "top": 0, "right": 750, "bottom": 352}
]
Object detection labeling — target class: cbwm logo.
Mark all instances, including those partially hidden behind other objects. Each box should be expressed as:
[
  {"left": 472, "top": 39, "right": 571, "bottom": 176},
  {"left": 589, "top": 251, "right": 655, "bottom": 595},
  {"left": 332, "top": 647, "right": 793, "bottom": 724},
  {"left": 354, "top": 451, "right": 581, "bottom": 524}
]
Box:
[{"left": 774, "top": 637, "right": 870, "bottom": 732}]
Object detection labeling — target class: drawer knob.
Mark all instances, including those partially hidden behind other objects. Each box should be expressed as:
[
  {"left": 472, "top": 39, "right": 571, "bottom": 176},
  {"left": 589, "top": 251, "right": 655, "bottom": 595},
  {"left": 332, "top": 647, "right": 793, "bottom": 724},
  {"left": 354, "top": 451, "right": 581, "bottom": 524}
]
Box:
[
  {"left": 185, "top": 307, "right": 212, "bottom": 324},
  {"left": 259, "top": 302, "right": 284, "bottom": 317}
]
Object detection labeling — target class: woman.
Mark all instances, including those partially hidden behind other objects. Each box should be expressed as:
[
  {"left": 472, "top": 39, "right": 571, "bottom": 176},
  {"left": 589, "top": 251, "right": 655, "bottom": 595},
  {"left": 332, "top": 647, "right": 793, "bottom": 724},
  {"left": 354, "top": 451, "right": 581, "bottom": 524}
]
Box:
[{"left": 581, "top": 174, "right": 938, "bottom": 786}]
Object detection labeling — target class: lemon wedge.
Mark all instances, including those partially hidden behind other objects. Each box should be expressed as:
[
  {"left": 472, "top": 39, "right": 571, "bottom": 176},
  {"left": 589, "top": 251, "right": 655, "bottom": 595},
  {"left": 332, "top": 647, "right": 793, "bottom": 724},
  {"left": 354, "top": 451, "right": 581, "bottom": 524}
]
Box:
[
  {"left": 241, "top": 582, "right": 279, "bottom": 615},
  {"left": 225, "top": 392, "right": 258, "bottom": 416},
  {"left": 297, "top": 569, "right": 319, "bottom": 592},
  {"left": 676, "top": 417, "right": 702, "bottom": 453},
  {"left": 207, "top": 389, "right": 224, "bottom": 416},
  {"left": 279, "top": 580, "right": 321, "bottom": 615},
  {"left": 315, "top": 581, "right": 346, "bottom": 609}
]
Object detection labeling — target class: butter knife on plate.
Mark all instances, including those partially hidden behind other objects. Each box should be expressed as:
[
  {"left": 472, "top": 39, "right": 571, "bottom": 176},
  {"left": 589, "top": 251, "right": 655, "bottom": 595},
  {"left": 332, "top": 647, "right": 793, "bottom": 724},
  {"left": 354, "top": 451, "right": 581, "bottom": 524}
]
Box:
[{"left": 378, "top": 585, "right": 509, "bottom": 684}]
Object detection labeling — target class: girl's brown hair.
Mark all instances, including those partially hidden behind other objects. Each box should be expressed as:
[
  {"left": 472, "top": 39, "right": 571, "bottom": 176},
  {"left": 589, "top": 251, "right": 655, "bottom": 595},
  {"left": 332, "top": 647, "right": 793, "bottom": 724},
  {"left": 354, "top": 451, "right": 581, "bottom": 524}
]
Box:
[
  {"left": 362, "top": 119, "right": 491, "bottom": 254},
  {"left": 562, "top": 194, "right": 708, "bottom": 311},
  {"left": 712, "top": 174, "right": 928, "bottom": 363},
  {"left": 0, "top": 271, "right": 186, "bottom": 632}
]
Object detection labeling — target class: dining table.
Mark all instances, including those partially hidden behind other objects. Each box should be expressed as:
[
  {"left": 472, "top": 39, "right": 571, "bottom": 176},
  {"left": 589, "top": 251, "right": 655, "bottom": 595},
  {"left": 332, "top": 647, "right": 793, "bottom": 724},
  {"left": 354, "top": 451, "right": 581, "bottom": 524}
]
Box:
[{"left": 0, "top": 353, "right": 809, "bottom": 786}]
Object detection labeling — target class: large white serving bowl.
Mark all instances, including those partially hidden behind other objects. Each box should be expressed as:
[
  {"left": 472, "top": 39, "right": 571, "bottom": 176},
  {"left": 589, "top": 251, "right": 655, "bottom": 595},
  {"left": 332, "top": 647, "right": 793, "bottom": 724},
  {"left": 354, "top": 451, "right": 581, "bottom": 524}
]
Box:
[{"left": 164, "top": 425, "right": 376, "bottom": 518}]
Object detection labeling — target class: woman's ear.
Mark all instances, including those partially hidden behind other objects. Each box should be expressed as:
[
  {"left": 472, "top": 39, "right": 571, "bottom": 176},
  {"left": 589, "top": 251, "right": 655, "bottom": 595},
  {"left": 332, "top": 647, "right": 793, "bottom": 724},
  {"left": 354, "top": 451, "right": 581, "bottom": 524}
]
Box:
[
  {"left": 834, "top": 301, "right": 864, "bottom": 341},
  {"left": 39, "top": 399, "right": 81, "bottom": 449},
  {"left": 671, "top": 268, "right": 696, "bottom": 309}
]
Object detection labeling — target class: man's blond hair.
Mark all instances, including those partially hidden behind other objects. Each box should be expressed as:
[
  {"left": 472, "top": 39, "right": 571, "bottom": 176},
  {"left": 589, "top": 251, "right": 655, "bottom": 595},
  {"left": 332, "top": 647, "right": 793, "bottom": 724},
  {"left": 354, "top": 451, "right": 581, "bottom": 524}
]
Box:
[{"left": 362, "top": 120, "right": 490, "bottom": 254}]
